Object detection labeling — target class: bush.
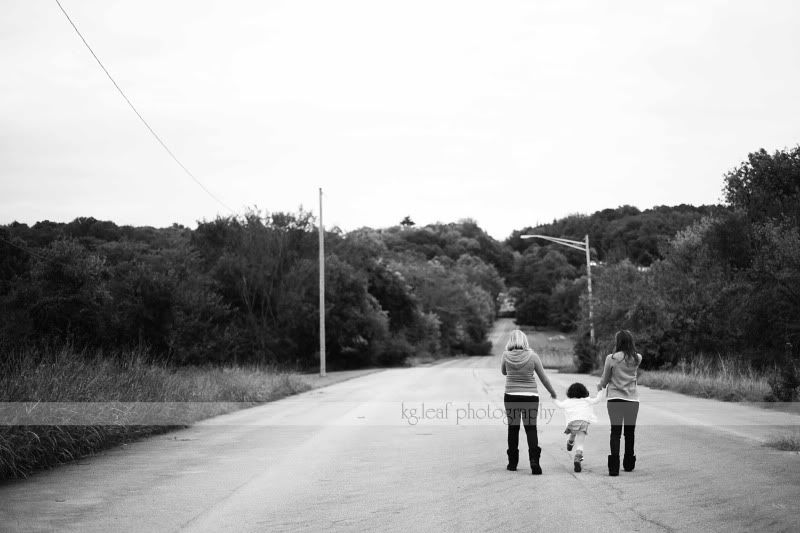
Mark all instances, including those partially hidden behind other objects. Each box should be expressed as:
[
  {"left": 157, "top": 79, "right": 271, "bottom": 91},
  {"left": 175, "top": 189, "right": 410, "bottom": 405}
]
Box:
[
  {"left": 764, "top": 433, "right": 800, "bottom": 451},
  {"left": 572, "top": 333, "right": 597, "bottom": 373},
  {"left": 374, "top": 335, "right": 414, "bottom": 366},
  {"left": 767, "top": 348, "right": 799, "bottom": 402},
  {"left": 463, "top": 339, "right": 493, "bottom": 356},
  {"left": 515, "top": 292, "right": 550, "bottom": 326}
]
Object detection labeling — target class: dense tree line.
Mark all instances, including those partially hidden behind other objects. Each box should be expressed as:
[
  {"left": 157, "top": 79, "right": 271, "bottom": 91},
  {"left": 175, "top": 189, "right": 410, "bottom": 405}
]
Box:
[
  {"left": 3, "top": 147, "right": 796, "bottom": 378},
  {"left": 0, "top": 215, "right": 505, "bottom": 368},
  {"left": 507, "top": 203, "right": 720, "bottom": 267},
  {"left": 504, "top": 204, "right": 720, "bottom": 331},
  {"left": 502, "top": 146, "right": 798, "bottom": 396},
  {"left": 570, "top": 147, "right": 800, "bottom": 382}
]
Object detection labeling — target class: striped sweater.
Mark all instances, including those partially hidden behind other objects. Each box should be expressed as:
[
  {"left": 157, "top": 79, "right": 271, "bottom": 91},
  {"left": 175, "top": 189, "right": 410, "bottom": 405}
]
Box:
[{"left": 501, "top": 349, "right": 555, "bottom": 396}]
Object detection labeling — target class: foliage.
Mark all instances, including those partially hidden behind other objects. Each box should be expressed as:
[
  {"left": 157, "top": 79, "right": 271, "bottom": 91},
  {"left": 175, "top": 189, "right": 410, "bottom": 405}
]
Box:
[
  {"left": 507, "top": 204, "right": 719, "bottom": 267},
  {"left": 636, "top": 354, "right": 773, "bottom": 402},
  {"left": 0, "top": 344, "right": 310, "bottom": 479},
  {"left": 509, "top": 246, "right": 578, "bottom": 326},
  {"left": 382, "top": 219, "right": 514, "bottom": 276},
  {"left": 569, "top": 147, "right": 800, "bottom": 383},
  {"left": 0, "top": 212, "right": 506, "bottom": 368},
  {"left": 763, "top": 433, "right": 800, "bottom": 452},
  {"left": 724, "top": 146, "right": 800, "bottom": 229},
  {"left": 572, "top": 332, "right": 598, "bottom": 373}
]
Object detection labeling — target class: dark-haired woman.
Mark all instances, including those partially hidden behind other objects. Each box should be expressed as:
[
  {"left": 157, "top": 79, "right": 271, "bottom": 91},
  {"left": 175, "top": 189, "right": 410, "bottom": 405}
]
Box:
[{"left": 597, "top": 330, "right": 642, "bottom": 476}]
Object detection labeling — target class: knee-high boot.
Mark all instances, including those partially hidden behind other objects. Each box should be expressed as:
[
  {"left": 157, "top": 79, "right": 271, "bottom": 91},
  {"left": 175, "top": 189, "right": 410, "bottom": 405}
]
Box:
[
  {"left": 506, "top": 449, "right": 519, "bottom": 471},
  {"left": 608, "top": 455, "right": 620, "bottom": 476},
  {"left": 529, "top": 446, "right": 542, "bottom": 475}
]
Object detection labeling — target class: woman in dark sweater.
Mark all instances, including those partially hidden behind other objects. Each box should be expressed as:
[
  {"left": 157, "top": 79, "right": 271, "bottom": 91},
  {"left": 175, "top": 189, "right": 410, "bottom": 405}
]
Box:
[{"left": 501, "top": 329, "right": 557, "bottom": 474}]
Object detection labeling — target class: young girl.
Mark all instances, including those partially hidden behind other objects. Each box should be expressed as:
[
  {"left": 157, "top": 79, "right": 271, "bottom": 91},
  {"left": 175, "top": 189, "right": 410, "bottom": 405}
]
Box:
[
  {"left": 501, "top": 329, "right": 557, "bottom": 475},
  {"left": 553, "top": 383, "right": 605, "bottom": 472},
  {"left": 597, "top": 329, "right": 643, "bottom": 476}
]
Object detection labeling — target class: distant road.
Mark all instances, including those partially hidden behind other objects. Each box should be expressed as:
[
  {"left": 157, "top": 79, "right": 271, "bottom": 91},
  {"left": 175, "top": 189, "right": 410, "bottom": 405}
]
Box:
[{"left": 2, "top": 319, "right": 799, "bottom": 532}]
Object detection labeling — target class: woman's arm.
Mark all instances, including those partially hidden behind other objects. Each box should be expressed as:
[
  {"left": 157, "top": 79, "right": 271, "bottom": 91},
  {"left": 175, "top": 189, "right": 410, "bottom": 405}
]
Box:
[
  {"left": 532, "top": 354, "right": 557, "bottom": 398},
  {"left": 501, "top": 356, "right": 507, "bottom": 376},
  {"left": 588, "top": 387, "right": 605, "bottom": 404},
  {"left": 597, "top": 355, "right": 612, "bottom": 390}
]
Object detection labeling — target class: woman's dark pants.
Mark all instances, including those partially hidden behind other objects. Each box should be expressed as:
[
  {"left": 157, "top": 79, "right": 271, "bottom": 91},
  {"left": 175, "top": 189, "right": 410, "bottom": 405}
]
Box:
[
  {"left": 504, "top": 394, "right": 539, "bottom": 451},
  {"left": 607, "top": 399, "right": 640, "bottom": 456}
]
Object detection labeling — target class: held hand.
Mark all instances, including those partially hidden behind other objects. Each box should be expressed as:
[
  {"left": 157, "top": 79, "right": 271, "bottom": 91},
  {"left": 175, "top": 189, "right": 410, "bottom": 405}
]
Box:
[
  {"left": 550, "top": 392, "right": 557, "bottom": 400},
  {"left": 596, "top": 384, "right": 603, "bottom": 391}
]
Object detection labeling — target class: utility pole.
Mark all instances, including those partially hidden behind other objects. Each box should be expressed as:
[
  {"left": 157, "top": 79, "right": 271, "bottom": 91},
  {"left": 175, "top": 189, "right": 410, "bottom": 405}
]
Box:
[
  {"left": 521, "top": 233, "right": 596, "bottom": 346},
  {"left": 318, "top": 188, "right": 326, "bottom": 377},
  {"left": 584, "top": 234, "right": 595, "bottom": 346}
]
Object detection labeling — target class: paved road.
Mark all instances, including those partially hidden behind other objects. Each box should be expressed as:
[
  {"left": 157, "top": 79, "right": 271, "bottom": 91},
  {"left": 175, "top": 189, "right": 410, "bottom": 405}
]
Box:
[{"left": 2, "top": 320, "right": 799, "bottom": 532}]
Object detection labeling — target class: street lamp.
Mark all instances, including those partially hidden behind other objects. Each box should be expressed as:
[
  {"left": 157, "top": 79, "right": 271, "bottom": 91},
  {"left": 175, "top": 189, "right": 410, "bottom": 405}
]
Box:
[
  {"left": 318, "top": 188, "right": 326, "bottom": 377},
  {"left": 520, "top": 234, "right": 595, "bottom": 346}
]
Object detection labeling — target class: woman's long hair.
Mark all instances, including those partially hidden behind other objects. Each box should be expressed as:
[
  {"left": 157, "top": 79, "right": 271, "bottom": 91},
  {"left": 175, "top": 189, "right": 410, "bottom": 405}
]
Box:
[
  {"left": 614, "top": 330, "right": 637, "bottom": 364},
  {"left": 506, "top": 329, "right": 530, "bottom": 351}
]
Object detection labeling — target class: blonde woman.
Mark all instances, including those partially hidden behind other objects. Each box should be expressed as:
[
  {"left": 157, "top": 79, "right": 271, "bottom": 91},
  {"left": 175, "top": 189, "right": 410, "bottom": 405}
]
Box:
[{"left": 501, "top": 329, "right": 557, "bottom": 474}]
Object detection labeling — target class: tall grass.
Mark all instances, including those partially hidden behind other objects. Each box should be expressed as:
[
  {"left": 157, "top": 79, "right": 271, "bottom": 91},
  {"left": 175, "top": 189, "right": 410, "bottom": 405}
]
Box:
[
  {"left": 521, "top": 328, "right": 575, "bottom": 370},
  {"left": 0, "top": 346, "right": 311, "bottom": 480},
  {"left": 764, "top": 432, "right": 800, "bottom": 451},
  {"left": 637, "top": 355, "right": 773, "bottom": 402}
]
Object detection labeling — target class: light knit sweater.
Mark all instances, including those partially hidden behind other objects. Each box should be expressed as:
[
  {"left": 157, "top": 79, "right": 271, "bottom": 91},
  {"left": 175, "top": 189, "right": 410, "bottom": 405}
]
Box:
[
  {"left": 553, "top": 389, "right": 605, "bottom": 423},
  {"left": 501, "top": 349, "right": 555, "bottom": 396},
  {"left": 598, "top": 352, "right": 642, "bottom": 401}
]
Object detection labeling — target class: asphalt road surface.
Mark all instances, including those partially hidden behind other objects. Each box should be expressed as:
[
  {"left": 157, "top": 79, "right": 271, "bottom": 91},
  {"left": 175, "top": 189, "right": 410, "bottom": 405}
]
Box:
[{"left": 2, "top": 320, "right": 799, "bottom": 532}]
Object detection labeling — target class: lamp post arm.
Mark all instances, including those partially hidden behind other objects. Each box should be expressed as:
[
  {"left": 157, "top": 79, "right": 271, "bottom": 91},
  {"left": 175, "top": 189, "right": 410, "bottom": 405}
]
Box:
[
  {"left": 521, "top": 234, "right": 586, "bottom": 251},
  {"left": 521, "top": 234, "right": 585, "bottom": 246},
  {"left": 521, "top": 232, "right": 597, "bottom": 352}
]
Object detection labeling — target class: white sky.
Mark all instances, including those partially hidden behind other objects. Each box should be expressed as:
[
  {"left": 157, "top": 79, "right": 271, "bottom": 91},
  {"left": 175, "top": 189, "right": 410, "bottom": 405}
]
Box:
[{"left": 2, "top": 0, "right": 799, "bottom": 239}]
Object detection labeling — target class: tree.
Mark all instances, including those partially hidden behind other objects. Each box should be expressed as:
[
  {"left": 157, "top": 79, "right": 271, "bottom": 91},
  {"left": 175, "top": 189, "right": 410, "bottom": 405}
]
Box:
[{"left": 724, "top": 146, "right": 800, "bottom": 229}]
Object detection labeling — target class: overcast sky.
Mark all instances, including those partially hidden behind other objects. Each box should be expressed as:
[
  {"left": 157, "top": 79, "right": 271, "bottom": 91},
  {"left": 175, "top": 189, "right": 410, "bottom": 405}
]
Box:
[{"left": 2, "top": 1, "right": 799, "bottom": 239}]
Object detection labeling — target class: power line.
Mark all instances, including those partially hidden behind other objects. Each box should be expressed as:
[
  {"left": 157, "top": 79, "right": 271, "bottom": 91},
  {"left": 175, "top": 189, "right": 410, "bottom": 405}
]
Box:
[
  {"left": 0, "top": 236, "right": 78, "bottom": 273},
  {"left": 0, "top": 235, "right": 53, "bottom": 264},
  {"left": 54, "top": 0, "right": 236, "bottom": 215}
]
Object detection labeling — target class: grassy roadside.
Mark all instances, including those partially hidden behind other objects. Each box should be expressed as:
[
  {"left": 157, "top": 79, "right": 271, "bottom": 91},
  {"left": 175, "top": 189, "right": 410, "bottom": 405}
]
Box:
[
  {"left": 636, "top": 357, "right": 774, "bottom": 402},
  {"left": 763, "top": 433, "right": 800, "bottom": 451},
  {"left": 512, "top": 323, "right": 784, "bottom": 403},
  {"left": 0, "top": 346, "right": 313, "bottom": 480},
  {"left": 515, "top": 325, "right": 576, "bottom": 371}
]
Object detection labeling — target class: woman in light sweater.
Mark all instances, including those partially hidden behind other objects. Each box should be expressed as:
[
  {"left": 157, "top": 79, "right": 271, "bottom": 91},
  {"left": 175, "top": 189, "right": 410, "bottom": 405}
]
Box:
[
  {"left": 597, "top": 329, "right": 643, "bottom": 476},
  {"left": 501, "top": 329, "right": 557, "bottom": 475}
]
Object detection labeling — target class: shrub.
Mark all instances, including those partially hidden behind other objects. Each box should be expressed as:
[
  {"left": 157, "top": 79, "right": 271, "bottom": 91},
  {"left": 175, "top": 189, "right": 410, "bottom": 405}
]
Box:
[
  {"left": 463, "top": 339, "right": 493, "bottom": 356},
  {"left": 764, "top": 433, "right": 800, "bottom": 451},
  {"left": 374, "top": 335, "right": 414, "bottom": 366},
  {"left": 767, "top": 350, "right": 799, "bottom": 402},
  {"left": 573, "top": 333, "right": 597, "bottom": 373},
  {"left": 515, "top": 292, "right": 550, "bottom": 326}
]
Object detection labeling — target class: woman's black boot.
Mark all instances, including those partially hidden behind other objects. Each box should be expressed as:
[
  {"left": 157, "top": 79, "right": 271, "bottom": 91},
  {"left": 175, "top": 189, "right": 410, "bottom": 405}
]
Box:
[
  {"left": 623, "top": 454, "right": 636, "bottom": 472},
  {"left": 506, "top": 449, "right": 519, "bottom": 471},
  {"left": 608, "top": 455, "right": 620, "bottom": 476},
  {"left": 529, "top": 446, "right": 542, "bottom": 475}
]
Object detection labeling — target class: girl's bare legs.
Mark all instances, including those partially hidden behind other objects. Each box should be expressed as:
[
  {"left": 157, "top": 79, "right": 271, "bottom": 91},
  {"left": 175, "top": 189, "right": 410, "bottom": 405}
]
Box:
[{"left": 573, "top": 431, "right": 587, "bottom": 472}]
